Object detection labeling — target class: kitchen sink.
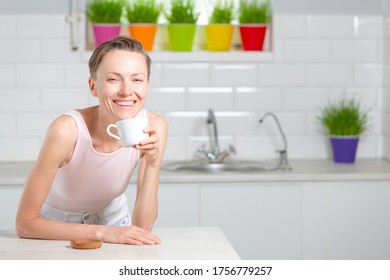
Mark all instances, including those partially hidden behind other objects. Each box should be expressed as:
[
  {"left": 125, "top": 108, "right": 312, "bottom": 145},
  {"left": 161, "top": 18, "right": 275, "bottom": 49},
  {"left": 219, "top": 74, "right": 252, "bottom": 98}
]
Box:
[{"left": 162, "top": 160, "right": 280, "bottom": 173}]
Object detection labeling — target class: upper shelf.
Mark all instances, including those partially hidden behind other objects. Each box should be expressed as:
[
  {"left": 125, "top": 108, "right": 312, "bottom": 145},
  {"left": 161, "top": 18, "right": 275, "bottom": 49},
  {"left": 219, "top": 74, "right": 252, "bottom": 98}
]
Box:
[
  {"left": 149, "top": 51, "right": 274, "bottom": 62},
  {"left": 83, "top": 50, "right": 274, "bottom": 62}
]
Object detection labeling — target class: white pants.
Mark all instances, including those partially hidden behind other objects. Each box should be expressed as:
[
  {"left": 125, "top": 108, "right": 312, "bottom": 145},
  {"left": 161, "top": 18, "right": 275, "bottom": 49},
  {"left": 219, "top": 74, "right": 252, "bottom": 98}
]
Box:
[{"left": 40, "top": 194, "right": 130, "bottom": 226}]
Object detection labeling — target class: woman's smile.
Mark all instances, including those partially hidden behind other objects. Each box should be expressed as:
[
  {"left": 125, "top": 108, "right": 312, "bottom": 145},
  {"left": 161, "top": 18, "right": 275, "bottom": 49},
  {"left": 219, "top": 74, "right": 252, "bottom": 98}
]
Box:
[{"left": 113, "top": 99, "right": 137, "bottom": 107}]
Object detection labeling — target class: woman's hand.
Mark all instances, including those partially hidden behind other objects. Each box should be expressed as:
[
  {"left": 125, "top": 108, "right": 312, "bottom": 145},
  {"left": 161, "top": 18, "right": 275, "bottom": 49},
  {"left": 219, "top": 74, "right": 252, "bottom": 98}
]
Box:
[
  {"left": 134, "top": 114, "right": 168, "bottom": 167},
  {"left": 98, "top": 225, "right": 161, "bottom": 245},
  {"left": 134, "top": 124, "right": 160, "bottom": 165}
]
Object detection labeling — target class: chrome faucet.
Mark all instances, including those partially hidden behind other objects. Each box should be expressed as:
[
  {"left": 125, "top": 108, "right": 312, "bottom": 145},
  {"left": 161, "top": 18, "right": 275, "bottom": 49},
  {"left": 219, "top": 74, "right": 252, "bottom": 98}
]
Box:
[
  {"left": 207, "top": 109, "right": 220, "bottom": 156},
  {"left": 259, "top": 112, "right": 291, "bottom": 170},
  {"left": 196, "top": 109, "right": 236, "bottom": 163}
]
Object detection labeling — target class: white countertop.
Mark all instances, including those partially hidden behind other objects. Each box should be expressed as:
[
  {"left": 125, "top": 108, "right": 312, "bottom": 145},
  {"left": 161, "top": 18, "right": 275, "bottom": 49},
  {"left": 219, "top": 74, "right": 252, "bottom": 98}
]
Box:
[
  {"left": 160, "top": 159, "right": 390, "bottom": 183},
  {"left": 2, "top": 159, "right": 390, "bottom": 185},
  {"left": 0, "top": 227, "right": 240, "bottom": 260}
]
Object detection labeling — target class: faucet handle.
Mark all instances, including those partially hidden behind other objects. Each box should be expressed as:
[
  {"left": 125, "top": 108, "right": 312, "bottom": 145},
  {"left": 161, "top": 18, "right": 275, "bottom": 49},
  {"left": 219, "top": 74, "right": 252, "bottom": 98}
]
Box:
[
  {"left": 228, "top": 144, "right": 236, "bottom": 154},
  {"left": 197, "top": 143, "right": 207, "bottom": 152},
  {"left": 194, "top": 143, "right": 208, "bottom": 159}
]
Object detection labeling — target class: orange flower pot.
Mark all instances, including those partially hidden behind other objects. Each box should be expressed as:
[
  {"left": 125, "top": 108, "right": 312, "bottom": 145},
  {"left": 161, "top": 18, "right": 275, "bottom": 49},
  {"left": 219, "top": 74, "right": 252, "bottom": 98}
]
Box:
[{"left": 128, "top": 24, "right": 157, "bottom": 51}]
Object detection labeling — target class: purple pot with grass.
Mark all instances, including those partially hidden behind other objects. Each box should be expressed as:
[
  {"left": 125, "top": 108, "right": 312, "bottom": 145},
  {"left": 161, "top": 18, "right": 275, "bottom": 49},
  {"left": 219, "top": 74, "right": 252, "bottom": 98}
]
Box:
[{"left": 330, "top": 136, "right": 359, "bottom": 163}]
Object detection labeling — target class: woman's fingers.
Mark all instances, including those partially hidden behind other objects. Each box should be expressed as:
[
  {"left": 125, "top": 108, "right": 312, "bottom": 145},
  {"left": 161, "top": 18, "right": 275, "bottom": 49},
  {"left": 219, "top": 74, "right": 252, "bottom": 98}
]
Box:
[{"left": 123, "top": 226, "right": 161, "bottom": 245}]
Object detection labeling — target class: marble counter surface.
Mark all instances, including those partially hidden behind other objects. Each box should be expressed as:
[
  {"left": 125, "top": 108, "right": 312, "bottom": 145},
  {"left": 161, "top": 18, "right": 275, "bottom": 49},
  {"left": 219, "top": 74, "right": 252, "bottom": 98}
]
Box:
[
  {"left": 0, "top": 227, "right": 240, "bottom": 260},
  {"left": 1, "top": 159, "right": 390, "bottom": 186}
]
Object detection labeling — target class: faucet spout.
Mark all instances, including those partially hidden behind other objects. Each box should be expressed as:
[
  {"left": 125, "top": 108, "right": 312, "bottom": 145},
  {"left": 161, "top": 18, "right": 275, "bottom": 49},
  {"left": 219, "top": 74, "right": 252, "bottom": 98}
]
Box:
[
  {"left": 195, "top": 109, "right": 236, "bottom": 163},
  {"left": 207, "top": 109, "right": 220, "bottom": 155},
  {"left": 259, "top": 112, "right": 291, "bottom": 170}
]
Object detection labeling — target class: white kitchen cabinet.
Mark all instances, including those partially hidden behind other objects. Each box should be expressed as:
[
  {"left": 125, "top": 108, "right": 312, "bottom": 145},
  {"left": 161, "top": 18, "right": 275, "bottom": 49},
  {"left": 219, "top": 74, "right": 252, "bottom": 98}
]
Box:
[
  {"left": 0, "top": 185, "right": 24, "bottom": 230},
  {"left": 199, "top": 183, "right": 302, "bottom": 260},
  {"left": 302, "top": 181, "right": 390, "bottom": 259},
  {"left": 125, "top": 183, "right": 199, "bottom": 227}
]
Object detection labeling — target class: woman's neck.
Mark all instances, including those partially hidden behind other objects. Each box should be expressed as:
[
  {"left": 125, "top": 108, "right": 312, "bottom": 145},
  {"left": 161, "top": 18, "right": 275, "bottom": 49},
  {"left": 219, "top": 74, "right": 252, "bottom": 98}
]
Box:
[{"left": 79, "top": 106, "right": 123, "bottom": 153}]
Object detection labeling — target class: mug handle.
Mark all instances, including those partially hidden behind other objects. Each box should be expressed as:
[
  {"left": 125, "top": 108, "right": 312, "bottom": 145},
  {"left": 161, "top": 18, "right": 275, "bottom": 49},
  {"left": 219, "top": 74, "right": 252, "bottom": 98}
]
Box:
[{"left": 106, "top": 124, "right": 120, "bottom": 140}]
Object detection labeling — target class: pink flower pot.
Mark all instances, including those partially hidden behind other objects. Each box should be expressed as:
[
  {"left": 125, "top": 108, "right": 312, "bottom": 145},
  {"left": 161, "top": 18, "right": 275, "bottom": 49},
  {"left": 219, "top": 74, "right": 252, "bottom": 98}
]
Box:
[{"left": 92, "top": 24, "right": 121, "bottom": 47}]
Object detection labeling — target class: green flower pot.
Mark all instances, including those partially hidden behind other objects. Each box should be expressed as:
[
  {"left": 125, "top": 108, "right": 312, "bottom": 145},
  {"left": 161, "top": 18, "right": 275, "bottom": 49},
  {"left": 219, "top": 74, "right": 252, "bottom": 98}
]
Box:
[{"left": 167, "top": 24, "right": 196, "bottom": 51}]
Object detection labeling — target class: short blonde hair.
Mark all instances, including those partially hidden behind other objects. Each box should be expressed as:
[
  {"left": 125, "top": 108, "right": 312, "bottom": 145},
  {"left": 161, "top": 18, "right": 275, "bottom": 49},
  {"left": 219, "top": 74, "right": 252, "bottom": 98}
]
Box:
[{"left": 88, "top": 36, "right": 151, "bottom": 80}]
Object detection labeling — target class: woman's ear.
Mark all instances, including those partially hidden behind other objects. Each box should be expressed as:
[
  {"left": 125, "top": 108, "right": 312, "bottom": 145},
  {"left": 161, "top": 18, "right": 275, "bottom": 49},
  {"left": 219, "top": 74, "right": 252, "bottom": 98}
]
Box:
[{"left": 88, "top": 77, "right": 97, "bottom": 97}]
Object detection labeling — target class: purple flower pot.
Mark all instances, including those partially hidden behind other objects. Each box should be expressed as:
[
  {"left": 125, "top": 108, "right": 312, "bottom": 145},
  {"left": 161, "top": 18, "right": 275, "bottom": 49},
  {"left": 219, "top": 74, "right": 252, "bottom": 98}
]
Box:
[{"left": 330, "top": 136, "right": 359, "bottom": 163}]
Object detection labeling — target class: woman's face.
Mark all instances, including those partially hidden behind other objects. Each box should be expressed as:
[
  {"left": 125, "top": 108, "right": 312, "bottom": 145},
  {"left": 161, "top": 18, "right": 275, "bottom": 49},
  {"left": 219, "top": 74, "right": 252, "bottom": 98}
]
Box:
[{"left": 89, "top": 50, "right": 150, "bottom": 120}]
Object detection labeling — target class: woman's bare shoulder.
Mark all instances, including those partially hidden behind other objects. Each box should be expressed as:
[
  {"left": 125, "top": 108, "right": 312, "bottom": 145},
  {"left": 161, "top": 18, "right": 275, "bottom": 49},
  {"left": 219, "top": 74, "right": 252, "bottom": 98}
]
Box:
[
  {"left": 49, "top": 114, "right": 78, "bottom": 138},
  {"left": 33, "top": 114, "right": 79, "bottom": 169},
  {"left": 44, "top": 114, "right": 79, "bottom": 151}
]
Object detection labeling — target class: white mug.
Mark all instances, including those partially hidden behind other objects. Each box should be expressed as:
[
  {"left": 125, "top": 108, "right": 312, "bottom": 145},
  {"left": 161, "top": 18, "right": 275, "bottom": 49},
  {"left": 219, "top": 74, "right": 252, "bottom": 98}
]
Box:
[{"left": 106, "top": 118, "right": 149, "bottom": 147}]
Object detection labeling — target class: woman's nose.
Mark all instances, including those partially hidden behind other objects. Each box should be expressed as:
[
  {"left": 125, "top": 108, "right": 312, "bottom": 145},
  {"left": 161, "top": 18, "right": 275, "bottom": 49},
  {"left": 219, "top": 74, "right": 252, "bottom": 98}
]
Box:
[{"left": 119, "top": 81, "right": 134, "bottom": 96}]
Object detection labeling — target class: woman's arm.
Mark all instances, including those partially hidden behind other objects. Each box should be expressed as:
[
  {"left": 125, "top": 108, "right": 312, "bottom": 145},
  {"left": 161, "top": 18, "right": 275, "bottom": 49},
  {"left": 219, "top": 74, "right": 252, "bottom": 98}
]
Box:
[
  {"left": 16, "top": 115, "right": 160, "bottom": 244},
  {"left": 133, "top": 113, "right": 169, "bottom": 231},
  {"left": 15, "top": 114, "right": 95, "bottom": 240}
]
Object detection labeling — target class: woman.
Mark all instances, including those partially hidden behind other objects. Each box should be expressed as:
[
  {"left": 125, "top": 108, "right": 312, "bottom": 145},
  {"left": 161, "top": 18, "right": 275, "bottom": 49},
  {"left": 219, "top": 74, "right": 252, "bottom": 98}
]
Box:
[{"left": 15, "top": 36, "right": 168, "bottom": 245}]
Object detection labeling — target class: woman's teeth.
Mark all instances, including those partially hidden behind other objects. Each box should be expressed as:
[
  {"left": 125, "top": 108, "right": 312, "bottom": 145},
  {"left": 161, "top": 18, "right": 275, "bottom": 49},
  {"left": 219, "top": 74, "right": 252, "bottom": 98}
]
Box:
[{"left": 115, "top": 100, "right": 135, "bottom": 106}]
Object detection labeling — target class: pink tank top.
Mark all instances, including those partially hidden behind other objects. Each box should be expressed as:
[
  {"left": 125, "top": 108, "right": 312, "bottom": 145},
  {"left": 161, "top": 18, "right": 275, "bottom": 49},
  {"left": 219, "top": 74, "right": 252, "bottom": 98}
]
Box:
[{"left": 45, "top": 109, "right": 147, "bottom": 213}]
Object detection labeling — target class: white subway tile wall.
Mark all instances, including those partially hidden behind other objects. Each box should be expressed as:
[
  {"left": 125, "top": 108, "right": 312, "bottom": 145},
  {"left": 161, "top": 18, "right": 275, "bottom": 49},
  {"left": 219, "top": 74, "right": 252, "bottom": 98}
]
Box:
[
  {"left": 307, "top": 15, "right": 355, "bottom": 38},
  {"left": 0, "top": 16, "right": 17, "bottom": 38},
  {"left": 0, "top": 14, "right": 385, "bottom": 162},
  {"left": 383, "top": 0, "right": 390, "bottom": 160},
  {"left": 16, "top": 15, "right": 67, "bottom": 38}
]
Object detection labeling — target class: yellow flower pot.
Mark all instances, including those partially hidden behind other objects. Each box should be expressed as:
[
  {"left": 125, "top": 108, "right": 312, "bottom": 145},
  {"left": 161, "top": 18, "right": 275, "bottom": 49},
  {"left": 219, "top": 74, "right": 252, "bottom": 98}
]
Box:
[{"left": 205, "top": 24, "right": 234, "bottom": 52}]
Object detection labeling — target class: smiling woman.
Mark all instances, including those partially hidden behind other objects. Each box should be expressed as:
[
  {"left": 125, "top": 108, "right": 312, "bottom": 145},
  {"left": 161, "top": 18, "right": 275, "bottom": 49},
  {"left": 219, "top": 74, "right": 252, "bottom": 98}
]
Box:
[{"left": 15, "top": 36, "right": 169, "bottom": 246}]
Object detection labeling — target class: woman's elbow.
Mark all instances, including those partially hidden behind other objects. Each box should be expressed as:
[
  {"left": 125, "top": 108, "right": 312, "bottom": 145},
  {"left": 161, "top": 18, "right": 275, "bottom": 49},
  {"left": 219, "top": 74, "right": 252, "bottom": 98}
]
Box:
[
  {"left": 15, "top": 221, "right": 28, "bottom": 238},
  {"left": 15, "top": 215, "right": 34, "bottom": 238}
]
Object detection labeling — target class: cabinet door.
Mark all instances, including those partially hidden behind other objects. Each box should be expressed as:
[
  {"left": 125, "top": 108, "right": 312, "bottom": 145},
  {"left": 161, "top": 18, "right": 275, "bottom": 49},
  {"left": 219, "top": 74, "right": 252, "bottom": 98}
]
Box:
[
  {"left": 302, "top": 181, "right": 390, "bottom": 259},
  {"left": 125, "top": 183, "right": 199, "bottom": 227},
  {"left": 200, "top": 183, "right": 302, "bottom": 260},
  {"left": 0, "top": 185, "right": 24, "bottom": 230}
]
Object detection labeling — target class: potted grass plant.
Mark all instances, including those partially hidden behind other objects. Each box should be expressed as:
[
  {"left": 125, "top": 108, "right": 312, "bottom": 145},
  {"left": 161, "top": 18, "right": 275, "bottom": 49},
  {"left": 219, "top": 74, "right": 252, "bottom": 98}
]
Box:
[
  {"left": 205, "top": 0, "right": 235, "bottom": 51},
  {"left": 86, "top": 0, "right": 124, "bottom": 47},
  {"left": 164, "top": 0, "right": 200, "bottom": 51},
  {"left": 238, "top": 0, "right": 271, "bottom": 51},
  {"left": 125, "top": 0, "right": 161, "bottom": 51},
  {"left": 318, "top": 97, "right": 369, "bottom": 163}
]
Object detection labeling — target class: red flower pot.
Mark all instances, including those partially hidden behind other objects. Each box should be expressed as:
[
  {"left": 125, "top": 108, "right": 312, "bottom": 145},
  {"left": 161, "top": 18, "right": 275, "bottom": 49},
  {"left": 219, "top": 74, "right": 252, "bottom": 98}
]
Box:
[{"left": 239, "top": 24, "right": 267, "bottom": 51}]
